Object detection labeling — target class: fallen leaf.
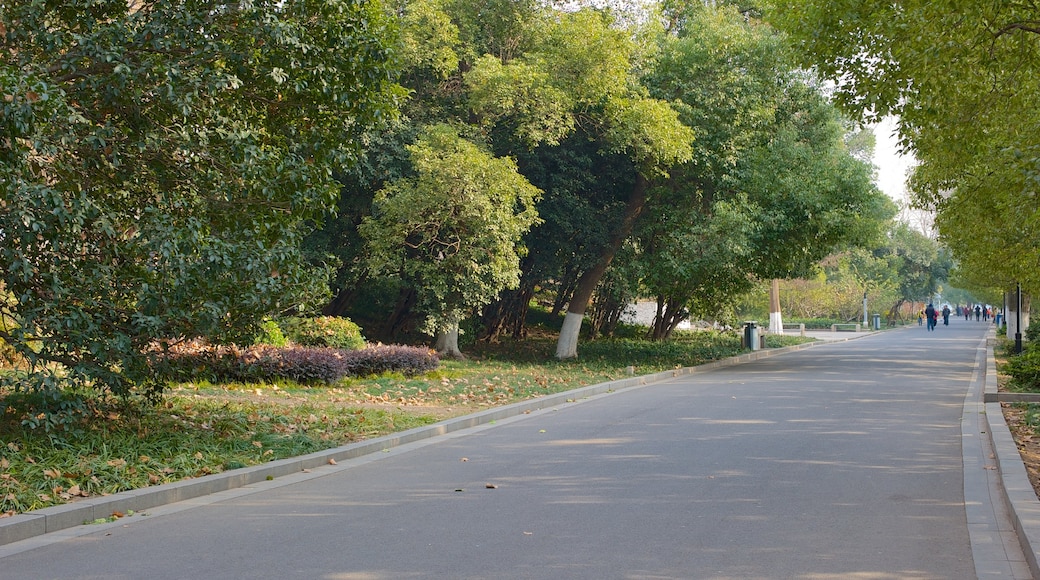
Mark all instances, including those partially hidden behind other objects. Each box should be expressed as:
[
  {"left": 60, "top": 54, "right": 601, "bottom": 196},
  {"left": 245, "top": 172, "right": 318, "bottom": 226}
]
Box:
[
  {"left": 111, "top": 511, "right": 124, "bottom": 518},
  {"left": 485, "top": 483, "right": 498, "bottom": 489},
  {"left": 106, "top": 459, "right": 126, "bottom": 468},
  {"left": 523, "top": 531, "right": 533, "bottom": 535},
  {"left": 328, "top": 458, "right": 337, "bottom": 465},
  {"left": 42, "top": 468, "right": 61, "bottom": 479},
  {"left": 460, "top": 457, "right": 469, "bottom": 462},
  {"left": 68, "top": 484, "right": 83, "bottom": 496}
]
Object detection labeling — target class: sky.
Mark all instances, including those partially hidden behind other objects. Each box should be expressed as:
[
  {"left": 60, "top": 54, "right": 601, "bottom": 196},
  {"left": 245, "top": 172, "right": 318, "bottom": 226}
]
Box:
[{"left": 871, "top": 116, "right": 916, "bottom": 204}]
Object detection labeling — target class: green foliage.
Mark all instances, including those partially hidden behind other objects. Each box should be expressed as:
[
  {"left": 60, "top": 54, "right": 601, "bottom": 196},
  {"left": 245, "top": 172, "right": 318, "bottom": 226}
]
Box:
[
  {"left": 282, "top": 317, "right": 366, "bottom": 351},
  {"left": 254, "top": 320, "right": 289, "bottom": 348},
  {"left": 0, "top": 0, "right": 402, "bottom": 399},
  {"left": 1004, "top": 346, "right": 1040, "bottom": 392},
  {"left": 360, "top": 124, "right": 542, "bottom": 335},
  {"left": 1026, "top": 319, "right": 1040, "bottom": 343},
  {"left": 766, "top": 0, "right": 1040, "bottom": 295}
]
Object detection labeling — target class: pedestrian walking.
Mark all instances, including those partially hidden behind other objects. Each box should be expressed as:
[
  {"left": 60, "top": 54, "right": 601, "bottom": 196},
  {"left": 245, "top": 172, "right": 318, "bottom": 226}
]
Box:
[
  {"left": 925, "top": 303, "right": 938, "bottom": 331},
  {"left": 942, "top": 305, "right": 950, "bottom": 326}
]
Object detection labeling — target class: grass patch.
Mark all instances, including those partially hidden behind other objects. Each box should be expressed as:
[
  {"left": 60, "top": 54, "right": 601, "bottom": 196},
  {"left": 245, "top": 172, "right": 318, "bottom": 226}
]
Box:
[{"left": 0, "top": 329, "right": 808, "bottom": 515}]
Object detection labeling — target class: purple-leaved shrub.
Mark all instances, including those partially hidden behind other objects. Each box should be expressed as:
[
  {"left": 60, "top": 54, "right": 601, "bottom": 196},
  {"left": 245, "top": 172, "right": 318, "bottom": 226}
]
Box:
[
  {"left": 341, "top": 345, "right": 440, "bottom": 377},
  {"left": 153, "top": 341, "right": 439, "bottom": 383}
]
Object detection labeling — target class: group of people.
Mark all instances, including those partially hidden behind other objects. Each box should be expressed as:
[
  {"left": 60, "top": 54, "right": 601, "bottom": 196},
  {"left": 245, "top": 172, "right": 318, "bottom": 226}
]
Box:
[
  {"left": 921, "top": 303, "right": 951, "bottom": 331},
  {"left": 959, "top": 304, "right": 992, "bottom": 321},
  {"left": 919, "top": 303, "right": 994, "bottom": 330}
]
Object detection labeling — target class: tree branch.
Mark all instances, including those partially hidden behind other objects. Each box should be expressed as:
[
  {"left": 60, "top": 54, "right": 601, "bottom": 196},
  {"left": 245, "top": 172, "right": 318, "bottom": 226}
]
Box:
[{"left": 994, "top": 21, "right": 1040, "bottom": 38}]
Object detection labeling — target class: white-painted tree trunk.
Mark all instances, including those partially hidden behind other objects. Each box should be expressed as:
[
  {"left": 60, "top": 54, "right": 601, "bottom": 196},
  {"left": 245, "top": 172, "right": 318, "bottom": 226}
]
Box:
[
  {"left": 768, "top": 279, "right": 783, "bottom": 335},
  {"left": 434, "top": 323, "right": 464, "bottom": 359},
  {"left": 1006, "top": 290, "right": 1031, "bottom": 342},
  {"left": 1007, "top": 308, "right": 1031, "bottom": 341},
  {"left": 556, "top": 312, "right": 583, "bottom": 359}
]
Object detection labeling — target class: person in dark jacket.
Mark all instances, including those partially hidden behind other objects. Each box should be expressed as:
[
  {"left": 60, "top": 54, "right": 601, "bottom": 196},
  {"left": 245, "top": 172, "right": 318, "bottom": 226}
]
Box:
[{"left": 925, "top": 303, "right": 938, "bottom": 331}]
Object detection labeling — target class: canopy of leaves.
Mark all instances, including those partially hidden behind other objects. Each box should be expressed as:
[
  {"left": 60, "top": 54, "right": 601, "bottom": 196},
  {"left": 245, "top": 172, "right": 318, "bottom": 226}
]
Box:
[
  {"left": 0, "top": 0, "right": 401, "bottom": 397},
  {"left": 634, "top": 3, "right": 893, "bottom": 335},
  {"left": 359, "top": 124, "right": 541, "bottom": 333},
  {"left": 766, "top": 0, "right": 1040, "bottom": 293}
]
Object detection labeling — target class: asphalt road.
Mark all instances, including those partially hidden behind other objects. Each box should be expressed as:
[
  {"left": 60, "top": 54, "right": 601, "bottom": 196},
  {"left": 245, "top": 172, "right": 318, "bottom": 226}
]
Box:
[{"left": 0, "top": 319, "right": 1000, "bottom": 579}]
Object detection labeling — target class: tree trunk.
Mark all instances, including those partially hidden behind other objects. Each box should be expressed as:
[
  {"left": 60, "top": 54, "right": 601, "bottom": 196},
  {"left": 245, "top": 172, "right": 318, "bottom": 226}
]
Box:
[
  {"left": 480, "top": 258, "right": 538, "bottom": 342},
  {"left": 768, "top": 278, "right": 783, "bottom": 335},
  {"left": 551, "top": 265, "right": 581, "bottom": 317},
  {"left": 383, "top": 286, "right": 417, "bottom": 342},
  {"left": 555, "top": 174, "right": 650, "bottom": 359},
  {"left": 434, "top": 322, "right": 465, "bottom": 359},
  {"left": 1007, "top": 288, "right": 1031, "bottom": 342}
]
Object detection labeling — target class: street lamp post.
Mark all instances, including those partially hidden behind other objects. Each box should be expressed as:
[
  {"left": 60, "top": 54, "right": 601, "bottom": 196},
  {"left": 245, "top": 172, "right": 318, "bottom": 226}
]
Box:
[{"left": 1016, "top": 282, "right": 1023, "bottom": 354}]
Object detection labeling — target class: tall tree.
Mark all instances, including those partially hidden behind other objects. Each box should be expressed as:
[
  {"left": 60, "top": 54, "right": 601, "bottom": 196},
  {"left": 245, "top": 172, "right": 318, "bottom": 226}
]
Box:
[
  {"left": 0, "top": 0, "right": 401, "bottom": 397},
  {"left": 638, "top": 3, "right": 891, "bottom": 339},
  {"left": 766, "top": 0, "right": 1040, "bottom": 294},
  {"left": 359, "top": 124, "right": 541, "bottom": 357}
]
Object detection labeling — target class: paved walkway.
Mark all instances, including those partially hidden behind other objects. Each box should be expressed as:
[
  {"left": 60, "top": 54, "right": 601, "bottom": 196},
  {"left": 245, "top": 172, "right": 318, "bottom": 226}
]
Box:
[{"left": 0, "top": 318, "right": 1034, "bottom": 579}]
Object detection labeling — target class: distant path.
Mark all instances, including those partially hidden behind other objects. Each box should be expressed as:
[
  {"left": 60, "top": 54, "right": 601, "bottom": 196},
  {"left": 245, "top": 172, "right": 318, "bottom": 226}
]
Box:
[{"left": 0, "top": 319, "right": 1003, "bottom": 579}]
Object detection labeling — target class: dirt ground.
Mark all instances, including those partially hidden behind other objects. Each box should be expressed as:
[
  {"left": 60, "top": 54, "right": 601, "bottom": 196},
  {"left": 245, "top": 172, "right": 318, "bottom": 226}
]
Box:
[{"left": 1000, "top": 404, "right": 1040, "bottom": 499}]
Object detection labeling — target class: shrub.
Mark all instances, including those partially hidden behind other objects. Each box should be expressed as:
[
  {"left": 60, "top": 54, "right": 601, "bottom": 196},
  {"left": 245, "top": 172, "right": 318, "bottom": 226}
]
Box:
[
  {"left": 149, "top": 339, "right": 245, "bottom": 383},
  {"left": 153, "top": 341, "right": 438, "bottom": 384},
  {"left": 1026, "top": 319, "right": 1040, "bottom": 343},
  {"left": 282, "top": 316, "right": 366, "bottom": 350},
  {"left": 253, "top": 320, "right": 288, "bottom": 347},
  {"left": 342, "top": 345, "right": 440, "bottom": 378},
  {"left": 1003, "top": 345, "right": 1040, "bottom": 391},
  {"left": 241, "top": 346, "right": 351, "bottom": 383}
]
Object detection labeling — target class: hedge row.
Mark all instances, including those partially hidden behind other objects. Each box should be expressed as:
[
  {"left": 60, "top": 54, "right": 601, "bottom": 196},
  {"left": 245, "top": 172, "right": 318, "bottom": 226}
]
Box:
[{"left": 154, "top": 341, "right": 438, "bottom": 384}]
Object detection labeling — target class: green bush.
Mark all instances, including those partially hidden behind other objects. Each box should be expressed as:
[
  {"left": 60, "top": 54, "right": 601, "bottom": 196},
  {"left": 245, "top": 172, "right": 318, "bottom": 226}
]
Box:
[
  {"left": 1026, "top": 319, "right": 1040, "bottom": 342},
  {"left": 281, "top": 316, "right": 366, "bottom": 350},
  {"left": 1003, "top": 344, "right": 1040, "bottom": 391},
  {"left": 253, "top": 319, "right": 289, "bottom": 347}
]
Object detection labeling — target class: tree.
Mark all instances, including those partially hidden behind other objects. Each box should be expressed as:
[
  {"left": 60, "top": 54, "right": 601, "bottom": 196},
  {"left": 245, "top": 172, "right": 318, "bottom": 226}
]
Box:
[
  {"left": 766, "top": 0, "right": 1040, "bottom": 295},
  {"left": 0, "top": 0, "right": 401, "bottom": 398},
  {"left": 637, "top": 3, "right": 891, "bottom": 339},
  {"left": 359, "top": 124, "right": 541, "bottom": 357}
]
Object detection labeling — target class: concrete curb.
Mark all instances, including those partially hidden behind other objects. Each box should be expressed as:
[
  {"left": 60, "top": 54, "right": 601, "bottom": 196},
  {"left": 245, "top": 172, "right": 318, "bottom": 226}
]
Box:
[
  {"left": 985, "top": 342, "right": 1040, "bottom": 577},
  {"left": 0, "top": 338, "right": 834, "bottom": 547}
]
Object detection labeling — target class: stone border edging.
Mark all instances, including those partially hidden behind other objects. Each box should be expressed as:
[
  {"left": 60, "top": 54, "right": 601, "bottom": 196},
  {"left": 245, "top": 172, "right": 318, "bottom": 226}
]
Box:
[
  {"left": 0, "top": 337, "right": 841, "bottom": 547},
  {"left": 985, "top": 342, "right": 1040, "bottom": 577}
]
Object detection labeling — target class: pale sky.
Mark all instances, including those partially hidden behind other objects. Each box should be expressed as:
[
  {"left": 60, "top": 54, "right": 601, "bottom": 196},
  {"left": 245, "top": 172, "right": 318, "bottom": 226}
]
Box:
[{"left": 871, "top": 116, "right": 916, "bottom": 204}]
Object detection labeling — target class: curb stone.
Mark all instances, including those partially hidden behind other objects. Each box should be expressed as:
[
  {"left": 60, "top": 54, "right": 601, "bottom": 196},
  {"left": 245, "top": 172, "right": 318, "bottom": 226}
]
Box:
[{"left": 985, "top": 340, "right": 1040, "bottom": 577}]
